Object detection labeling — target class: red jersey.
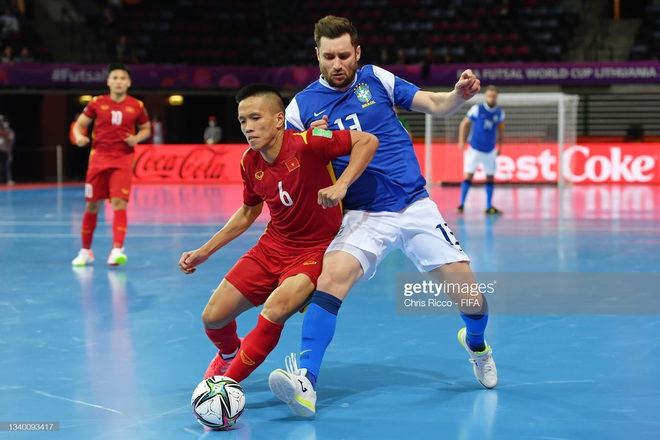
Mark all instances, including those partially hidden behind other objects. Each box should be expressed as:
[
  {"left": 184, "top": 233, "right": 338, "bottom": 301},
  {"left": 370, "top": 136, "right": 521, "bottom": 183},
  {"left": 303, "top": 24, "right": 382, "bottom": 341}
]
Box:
[
  {"left": 241, "top": 128, "right": 353, "bottom": 253},
  {"left": 83, "top": 94, "right": 149, "bottom": 170}
]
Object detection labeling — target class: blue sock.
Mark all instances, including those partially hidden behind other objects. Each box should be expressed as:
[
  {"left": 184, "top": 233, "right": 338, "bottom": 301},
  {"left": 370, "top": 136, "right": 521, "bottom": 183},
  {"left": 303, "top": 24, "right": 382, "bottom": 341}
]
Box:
[
  {"left": 460, "top": 179, "right": 472, "bottom": 206},
  {"left": 300, "top": 291, "right": 342, "bottom": 388},
  {"left": 485, "top": 181, "right": 494, "bottom": 209},
  {"left": 460, "top": 298, "right": 489, "bottom": 352}
]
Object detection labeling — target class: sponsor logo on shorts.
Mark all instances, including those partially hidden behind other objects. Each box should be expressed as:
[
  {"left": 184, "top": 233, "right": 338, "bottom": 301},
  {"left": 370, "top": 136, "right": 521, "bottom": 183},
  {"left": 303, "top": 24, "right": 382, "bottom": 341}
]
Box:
[
  {"left": 255, "top": 171, "right": 264, "bottom": 180},
  {"left": 121, "top": 188, "right": 130, "bottom": 195},
  {"left": 302, "top": 260, "right": 317, "bottom": 265},
  {"left": 336, "top": 226, "right": 344, "bottom": 237}
]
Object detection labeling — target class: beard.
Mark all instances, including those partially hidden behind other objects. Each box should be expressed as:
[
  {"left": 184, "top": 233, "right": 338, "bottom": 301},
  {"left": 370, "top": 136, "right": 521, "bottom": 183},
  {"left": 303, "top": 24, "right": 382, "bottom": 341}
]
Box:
[{"left": 321, "top": 65, "right": 356, "bottom": 89}]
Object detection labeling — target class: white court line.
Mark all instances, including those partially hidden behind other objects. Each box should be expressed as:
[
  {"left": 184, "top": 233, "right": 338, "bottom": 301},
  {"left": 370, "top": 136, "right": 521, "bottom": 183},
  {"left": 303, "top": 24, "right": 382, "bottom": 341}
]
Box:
[
  {"left": 0, "top": 220, "right": 247, "bottom": 226},
  {"left": 495, "top": 379, "right": 596, "bottom": 389},
  {"left": 0, "top": 231, "right": 264, "bottom": 238},
  {"left": 33, "top": 390, "right": 123, "bottom": 414}
]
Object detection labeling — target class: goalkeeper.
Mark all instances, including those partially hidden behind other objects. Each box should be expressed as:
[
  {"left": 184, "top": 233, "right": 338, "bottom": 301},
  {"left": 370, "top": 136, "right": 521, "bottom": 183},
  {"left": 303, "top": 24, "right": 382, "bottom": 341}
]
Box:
[{"left": 457, "top": 85, "right": 505, "bottom": 215}]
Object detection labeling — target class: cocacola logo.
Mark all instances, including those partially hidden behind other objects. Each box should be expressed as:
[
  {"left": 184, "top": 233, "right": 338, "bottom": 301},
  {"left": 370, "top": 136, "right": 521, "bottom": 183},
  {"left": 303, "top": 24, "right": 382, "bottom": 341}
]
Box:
[{"left": 134, "top": 145, "right": 230, "bottom": 180}]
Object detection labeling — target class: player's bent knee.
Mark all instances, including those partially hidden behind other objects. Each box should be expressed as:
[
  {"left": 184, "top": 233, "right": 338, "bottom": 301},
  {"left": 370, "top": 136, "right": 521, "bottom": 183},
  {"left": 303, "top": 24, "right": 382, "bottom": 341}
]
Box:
[
  {"left": 316, "top": 274, "right": 355, "bottom": 299},
  {"left": 317, "top": 252, "right": 363, "bottom": 294},
  {"left": 262, "top": 297, "right": 306, "bottom": 324},
  {"left": 260, "top": 307, "right": 289, "bottom": 325},
  {"left": 201, "top": 305, "right": 233, "bottom": 329}
]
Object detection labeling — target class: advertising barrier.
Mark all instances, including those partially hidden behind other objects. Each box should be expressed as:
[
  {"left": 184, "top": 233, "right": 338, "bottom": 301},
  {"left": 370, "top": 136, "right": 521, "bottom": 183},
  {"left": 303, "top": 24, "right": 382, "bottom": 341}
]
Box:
[
  {"left": 133, "top": 143, "right": 660, "bottom": 184},
  {"left": 133, "top": 144, "right": 247, "bottom": 183},
  {"left": 428, "top": 142, "right": 660, "bottom": 184}
]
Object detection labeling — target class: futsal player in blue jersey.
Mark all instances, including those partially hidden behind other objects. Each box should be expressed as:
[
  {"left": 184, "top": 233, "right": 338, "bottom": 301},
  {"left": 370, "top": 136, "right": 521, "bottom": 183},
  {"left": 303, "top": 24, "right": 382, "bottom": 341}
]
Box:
[
  {"left": 269, "top": 16, "right": 498, "bottom": 417},
  {"left": 457, "top": 85, "right": 505, "bottom": 214}
]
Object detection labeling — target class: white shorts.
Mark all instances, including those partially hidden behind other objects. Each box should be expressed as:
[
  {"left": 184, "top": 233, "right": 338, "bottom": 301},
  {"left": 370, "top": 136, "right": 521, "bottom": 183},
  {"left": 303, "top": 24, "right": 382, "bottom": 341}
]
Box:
[
  {"left": 464, "top": 148, "right": 497, "bottom": 175},
  {"left": 326, "top": 198, "right": 469, "bottom": 280}
]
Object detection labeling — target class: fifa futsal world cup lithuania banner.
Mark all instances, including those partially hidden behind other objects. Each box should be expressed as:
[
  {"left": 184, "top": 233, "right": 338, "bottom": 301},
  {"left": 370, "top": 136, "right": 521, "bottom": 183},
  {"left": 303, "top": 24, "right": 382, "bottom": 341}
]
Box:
[
  {"left": 133, "top": 142, "right": 660, "bottom": 184},
  {"left": 2, "top": 61, "right": 660, "bottom": 88}
]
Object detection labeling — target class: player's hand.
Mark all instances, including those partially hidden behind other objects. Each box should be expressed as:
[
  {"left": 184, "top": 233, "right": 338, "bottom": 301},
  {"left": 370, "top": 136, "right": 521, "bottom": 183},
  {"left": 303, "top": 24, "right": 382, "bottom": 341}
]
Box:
[
  {"left": 318, "top": 183, "right": 347, "bottom": 209},
  {"left": 179, "top": 250, "right": 209, "bottom": 274},
  {"left": 75, "top": 135, "right": 90, "bottom": 147},
  {"left": 458, "top": 143, "right": 465, "bottom": 151},
  {"left": 310, "top": 115, "right": 329, "bottom": 130},
  {"left": 124, "top": 134, "right": 139, "bottom": 147},
  {"left": 455, "top": 69, "right": 480, "bottom": 100}
]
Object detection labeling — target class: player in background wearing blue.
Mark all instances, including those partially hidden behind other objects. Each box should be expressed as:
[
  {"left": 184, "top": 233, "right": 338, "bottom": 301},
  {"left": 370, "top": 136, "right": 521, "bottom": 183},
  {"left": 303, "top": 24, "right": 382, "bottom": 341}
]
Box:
[
  {"left": 457, "top": 85, "right": 505, "bottom": 215},
  {"left": 268, "top": 16, "right": 497, "bottom": 417}
]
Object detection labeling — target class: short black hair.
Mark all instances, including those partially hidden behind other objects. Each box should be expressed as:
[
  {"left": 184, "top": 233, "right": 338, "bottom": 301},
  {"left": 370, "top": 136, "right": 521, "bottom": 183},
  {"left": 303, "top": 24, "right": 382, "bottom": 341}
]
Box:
[
  {"left": 107, "top": 63, "right": 131, "bottom": 77},
  {"left": 235, "top": 83, "right": 283, "bottom": 107}
]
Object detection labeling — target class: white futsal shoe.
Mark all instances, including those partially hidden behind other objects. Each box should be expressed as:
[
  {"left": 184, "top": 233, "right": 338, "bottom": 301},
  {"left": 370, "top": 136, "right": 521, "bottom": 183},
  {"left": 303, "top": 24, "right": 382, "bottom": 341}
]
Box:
[
  {"left": 458, "top": 327, "right": 498, "bottom": 389},
  {"left": 269, "top": 353, "right": 317, "bottom": 417},
  {"left": 72, "top": 248, "right": 94, "bottom": 266},
  {"left": 107, "top": 247, "right": 127, "bottom": 266}
]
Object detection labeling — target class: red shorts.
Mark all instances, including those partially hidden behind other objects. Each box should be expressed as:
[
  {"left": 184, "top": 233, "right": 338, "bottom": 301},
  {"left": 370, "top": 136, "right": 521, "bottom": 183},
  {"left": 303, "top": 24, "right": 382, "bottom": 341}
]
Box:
[
  {"left": 225, "top": 240, "right": 325, "bottom": 306},
  {"left": 85, "top": 167, "right": 133, "bottom": 202}
]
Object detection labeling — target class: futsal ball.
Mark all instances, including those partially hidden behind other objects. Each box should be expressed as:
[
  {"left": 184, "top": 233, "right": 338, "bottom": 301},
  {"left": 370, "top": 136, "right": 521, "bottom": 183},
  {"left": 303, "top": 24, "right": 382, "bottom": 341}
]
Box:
[{"left": 191, "top": 375, "right": 246, "bottom": 430}]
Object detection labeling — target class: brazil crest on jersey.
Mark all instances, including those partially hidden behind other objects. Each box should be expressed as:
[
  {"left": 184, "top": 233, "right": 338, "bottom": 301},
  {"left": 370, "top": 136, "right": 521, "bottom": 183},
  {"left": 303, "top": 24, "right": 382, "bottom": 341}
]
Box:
[
  {"left": 286, "top": 65, "right": 428, "bottom": 212},
  {"left": 466, "top": 103, "right": 505, "bottom": 153}
]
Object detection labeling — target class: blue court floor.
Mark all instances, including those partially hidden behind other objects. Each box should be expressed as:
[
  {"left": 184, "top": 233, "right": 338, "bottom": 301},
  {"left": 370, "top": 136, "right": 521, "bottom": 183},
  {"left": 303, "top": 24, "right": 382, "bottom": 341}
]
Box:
[{"left": 1, "top": 183, "right": 659, "bottom": 440}]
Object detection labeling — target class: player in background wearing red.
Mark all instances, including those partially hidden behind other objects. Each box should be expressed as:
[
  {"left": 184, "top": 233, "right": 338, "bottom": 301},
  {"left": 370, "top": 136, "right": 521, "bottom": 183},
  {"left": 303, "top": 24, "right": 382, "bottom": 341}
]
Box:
[
  {"left": 71, "top": 63, "right": 151, "bottom": 267},
  {"left": 178, "top": 83, "right": 378, "bottom": 383}
]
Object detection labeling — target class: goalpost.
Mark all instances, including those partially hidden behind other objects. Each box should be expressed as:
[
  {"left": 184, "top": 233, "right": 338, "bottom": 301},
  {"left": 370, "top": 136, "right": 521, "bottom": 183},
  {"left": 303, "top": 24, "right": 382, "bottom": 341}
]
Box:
[{"left": 423, "top": 92, "right": 580, "bottom": 188}]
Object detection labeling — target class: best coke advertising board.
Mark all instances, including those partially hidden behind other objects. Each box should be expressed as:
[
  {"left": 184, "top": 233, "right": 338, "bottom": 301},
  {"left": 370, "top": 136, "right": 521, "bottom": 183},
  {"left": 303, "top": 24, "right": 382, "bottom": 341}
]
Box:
[
  {"left": 422, "top": 143, "right": 660, "bottom": 184},
  {"left": 133, "top": 143, "right": 660, "bottom": 184}
]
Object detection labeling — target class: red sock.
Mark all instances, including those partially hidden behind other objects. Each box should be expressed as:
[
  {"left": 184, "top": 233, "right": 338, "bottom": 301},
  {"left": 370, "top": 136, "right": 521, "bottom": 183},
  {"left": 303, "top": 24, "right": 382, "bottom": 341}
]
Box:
[
  {"left": 112, "top": 209, "right": 127, "bottom": 248},
  {"left": 205, "top": 320, "right": 240, "bottom": 356},
  {"left": 81, "top": 211, "right": 98, "bottom": 249},
  {"left": 225, "top": 314, "right": 284, "bottom": 383}
]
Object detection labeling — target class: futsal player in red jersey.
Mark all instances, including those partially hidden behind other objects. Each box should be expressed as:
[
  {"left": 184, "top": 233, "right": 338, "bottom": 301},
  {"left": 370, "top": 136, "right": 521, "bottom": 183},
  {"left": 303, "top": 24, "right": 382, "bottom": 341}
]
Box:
[
  {"left": 71, "top": 63, "right": 151, "bottom": 267},
  {"left": 178, "top": 83, "right": 378, "bottom": 382}
]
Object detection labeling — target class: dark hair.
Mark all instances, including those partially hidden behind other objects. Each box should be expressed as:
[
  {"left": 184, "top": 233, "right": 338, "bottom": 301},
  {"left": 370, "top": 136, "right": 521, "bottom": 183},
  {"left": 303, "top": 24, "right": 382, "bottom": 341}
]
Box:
[
  {"left": 235, "top": 83, "right": 284, "bottom": 111},
  {"left": 314, "top": 15, "right": 359, "bottom": 48},
  {"left": 107, "top": 63, "right": 131, "bottom": 77}
]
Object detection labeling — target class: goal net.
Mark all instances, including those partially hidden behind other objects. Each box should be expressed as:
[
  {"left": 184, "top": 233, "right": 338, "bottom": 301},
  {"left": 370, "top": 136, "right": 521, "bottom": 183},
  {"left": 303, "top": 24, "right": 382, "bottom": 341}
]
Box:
[{"left": 422, "top": 92, "right": 579, "bottom": 187}]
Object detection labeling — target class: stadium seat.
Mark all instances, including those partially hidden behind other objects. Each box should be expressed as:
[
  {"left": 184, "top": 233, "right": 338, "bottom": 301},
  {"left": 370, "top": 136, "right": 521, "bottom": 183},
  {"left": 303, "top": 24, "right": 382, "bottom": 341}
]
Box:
[{"left": 74, "top": 0, "right": 577, "bottom": 65}]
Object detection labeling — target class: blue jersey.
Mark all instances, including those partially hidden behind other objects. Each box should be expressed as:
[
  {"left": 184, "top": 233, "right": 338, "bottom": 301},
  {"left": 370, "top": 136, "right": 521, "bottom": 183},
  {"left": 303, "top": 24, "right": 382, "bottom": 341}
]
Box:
[
  {"left": 466, "top": 103, "right": 505, "bottom": 153},
  {"left": 286, "top": 65, "right": 428, "bottom": 212}
]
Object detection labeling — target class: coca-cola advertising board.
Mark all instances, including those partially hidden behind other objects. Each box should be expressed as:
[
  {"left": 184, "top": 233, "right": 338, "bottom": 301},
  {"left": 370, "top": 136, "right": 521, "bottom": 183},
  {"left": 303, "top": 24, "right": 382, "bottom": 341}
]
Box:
[
  {"left": 133, "top": 144, "right": 247, "bottom": 183},
  {"left": 133, "top": 143, "right": 660, "bottom": 184}
]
